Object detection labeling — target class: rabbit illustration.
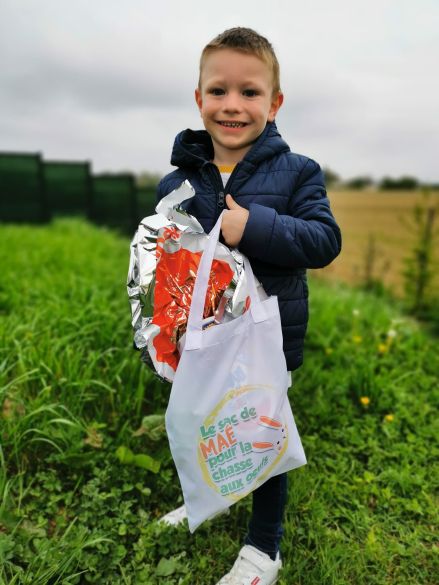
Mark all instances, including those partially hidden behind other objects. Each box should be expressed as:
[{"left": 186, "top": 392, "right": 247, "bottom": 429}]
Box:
[{"left": 251, "top": 416, "right": 286, "bottom": 453}]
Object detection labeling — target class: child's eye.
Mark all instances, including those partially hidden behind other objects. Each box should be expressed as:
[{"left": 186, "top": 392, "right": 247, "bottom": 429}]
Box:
[
  {"left": 210, "top": 88, "right": 225, "bottom": 96},
  {"left": 243, "top": 89, "right": 258, "bottom": 97}
]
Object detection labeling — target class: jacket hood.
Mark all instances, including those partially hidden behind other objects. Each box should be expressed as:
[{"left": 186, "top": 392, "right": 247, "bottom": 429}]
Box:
[{"left": 170, "top": 121, "right": 290, "bottom": 170}]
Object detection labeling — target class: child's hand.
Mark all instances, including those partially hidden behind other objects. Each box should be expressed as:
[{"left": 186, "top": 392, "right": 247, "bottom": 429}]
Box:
[{"left": 221, "top": 194, "right": 249, "bottom": 247}]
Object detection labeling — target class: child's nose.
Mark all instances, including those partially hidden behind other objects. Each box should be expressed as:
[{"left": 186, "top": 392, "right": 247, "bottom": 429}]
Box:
[{"left": 222, "top": 92, "right": 242, "bottom": 112}]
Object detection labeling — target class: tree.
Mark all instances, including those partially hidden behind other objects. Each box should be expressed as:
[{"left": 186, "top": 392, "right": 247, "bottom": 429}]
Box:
[
  {"left": 322, "top": 167, "right": 341, "bottom": 188},
  {"left": 137, "top": 171, "right": 162, "bottom": 188},
  {"left": 345, "top": 176, "right": 374, "bottom": 190},
  {"left": 379, "top": 176, "right": 419, "bottom": 190}
]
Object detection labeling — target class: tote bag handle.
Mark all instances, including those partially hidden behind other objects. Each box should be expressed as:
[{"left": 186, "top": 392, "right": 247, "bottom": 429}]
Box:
[{"left": 185, "top": 211, "right": 266, "bottom": 350}]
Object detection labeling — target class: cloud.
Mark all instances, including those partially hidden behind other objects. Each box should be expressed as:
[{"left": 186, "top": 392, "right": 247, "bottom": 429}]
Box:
[{"left": 0, "top": 0, "right": 438, "bottom": 180}]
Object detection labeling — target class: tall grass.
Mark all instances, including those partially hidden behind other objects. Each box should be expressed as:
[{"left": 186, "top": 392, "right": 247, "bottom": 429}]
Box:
[{"left": 0, "top": 218, "right": 437, "bottom": 584}]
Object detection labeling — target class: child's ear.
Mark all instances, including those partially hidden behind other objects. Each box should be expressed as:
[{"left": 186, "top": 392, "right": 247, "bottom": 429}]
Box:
[
  {"left": 195, "top": 88, "right": 203, "bottom": 112},
  {"left": 268, "top": 91, "right": 284, "bottom": 122}
]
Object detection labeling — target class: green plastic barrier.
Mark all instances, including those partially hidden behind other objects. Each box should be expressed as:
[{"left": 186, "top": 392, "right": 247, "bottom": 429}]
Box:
[
  {"left": 136, "top": 185, "right": 157, "bottom": 218},
  {"left": 0, "top": 152, "right": 50, "bottom": 222},
  {"left": 44, "top": 161, "right": 92, "bottom": 217},
  {"left": 91, "top": 173, "right": 138, "bottom": 234}
]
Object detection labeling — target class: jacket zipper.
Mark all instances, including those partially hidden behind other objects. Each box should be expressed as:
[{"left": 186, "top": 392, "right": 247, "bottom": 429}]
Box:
[
  {"left": 218, "top": 190, "right": 225, "bottom": 209},
  {"left": 210, "top": 163, "right": 240, "bottom": 220},
  {"left": 207, "top": 164, "right": 225, "bottom": 218},
  {"left": 223, "top": 163, "right": 240, "bottom": 196}
]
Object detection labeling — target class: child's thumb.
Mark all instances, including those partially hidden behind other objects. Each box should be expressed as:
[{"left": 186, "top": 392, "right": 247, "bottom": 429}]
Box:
[{"left": 226, "top": 194, "right": 240, "bottom": 209}]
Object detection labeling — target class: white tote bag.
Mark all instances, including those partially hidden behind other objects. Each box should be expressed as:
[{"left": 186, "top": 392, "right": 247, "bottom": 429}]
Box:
[{"left": 165, "top": 211, "right": 307, "bottom": 532}]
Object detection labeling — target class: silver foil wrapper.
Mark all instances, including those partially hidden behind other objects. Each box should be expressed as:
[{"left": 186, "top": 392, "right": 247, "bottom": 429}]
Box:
[{"left": 127, "top": 180, "right": 267, "bottom": 382}]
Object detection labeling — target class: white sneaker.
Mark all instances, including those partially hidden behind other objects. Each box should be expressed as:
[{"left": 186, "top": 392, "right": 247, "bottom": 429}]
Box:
[
  {"left": 158, "top": 504, "right": 187, "bottom": 526},
  {"left": 216, "top": 544, "right": 282, "bottom": 585}
]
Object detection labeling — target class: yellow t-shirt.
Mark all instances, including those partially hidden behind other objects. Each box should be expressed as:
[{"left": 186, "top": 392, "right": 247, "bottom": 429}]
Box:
[{"left": 216, "top": 164, "right": 236, "bottom": 188}]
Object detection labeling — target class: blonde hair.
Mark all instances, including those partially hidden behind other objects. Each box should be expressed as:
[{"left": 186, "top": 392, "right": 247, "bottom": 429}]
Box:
[{"left": 199, "top": 27, "right": 281, "bottom": 95}]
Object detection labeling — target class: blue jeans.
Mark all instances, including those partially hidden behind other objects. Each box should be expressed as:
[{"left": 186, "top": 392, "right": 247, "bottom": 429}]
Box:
[{"left": 244, "top": 472, "right": 288, "bottom": 560}]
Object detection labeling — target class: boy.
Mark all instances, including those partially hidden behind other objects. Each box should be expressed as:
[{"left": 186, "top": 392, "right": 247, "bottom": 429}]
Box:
[{"left": 156, "top": 27, "right": 341, "bottom": 585}]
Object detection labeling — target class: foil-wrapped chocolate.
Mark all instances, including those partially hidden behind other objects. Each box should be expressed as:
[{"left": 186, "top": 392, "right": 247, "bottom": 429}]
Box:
[{"left": 127, "top": 180, "right": 267, "bottom": 383}]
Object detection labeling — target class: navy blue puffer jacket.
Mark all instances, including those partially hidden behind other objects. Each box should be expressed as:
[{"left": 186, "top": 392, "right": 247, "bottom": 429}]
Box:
[{"left": 157, "top": 121, "right": 341, "bottom": 371}]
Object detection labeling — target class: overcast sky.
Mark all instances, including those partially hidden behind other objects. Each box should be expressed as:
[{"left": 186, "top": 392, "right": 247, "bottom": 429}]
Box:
[{"left": 1, "top": 0, "right": 438, "bottom": 181}]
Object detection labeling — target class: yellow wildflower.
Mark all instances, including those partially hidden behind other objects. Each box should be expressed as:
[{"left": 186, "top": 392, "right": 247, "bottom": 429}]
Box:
[
  {"left": 384, "top": 414, "right": 394, "bottom": 422},
  {"left": 378, "top": 343, "right": 388, "bottom": 354},
  {"left": 352, "top": 335, "right": 363, "bottom": 344},
  {"left": 360, "top": 396, "right": 370, "bottom": 406}
]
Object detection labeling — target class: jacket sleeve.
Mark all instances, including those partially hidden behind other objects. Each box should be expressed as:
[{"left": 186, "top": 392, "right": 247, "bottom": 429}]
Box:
[
  {"left": 156, "top": 173, "right": 191, "bottom": 204},
  {"left": 238, "top": 158, "right": 342, "bottom": 269},
  {"left": 156, "top": 178, "right": 166, "bottom": 203}
]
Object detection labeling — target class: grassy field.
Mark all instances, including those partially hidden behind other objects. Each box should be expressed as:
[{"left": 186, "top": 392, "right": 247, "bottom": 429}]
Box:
[
  {"left": 315, "top": 190, "right": 439, "bottom": 297},
  {"left": 0, "top": 218, "right": 438, "bottom": 584}
]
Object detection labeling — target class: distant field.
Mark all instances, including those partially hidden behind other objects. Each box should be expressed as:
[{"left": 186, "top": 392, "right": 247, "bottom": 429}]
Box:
[{"left": 314, "top": 190, "right": 439, "bottom": 296}]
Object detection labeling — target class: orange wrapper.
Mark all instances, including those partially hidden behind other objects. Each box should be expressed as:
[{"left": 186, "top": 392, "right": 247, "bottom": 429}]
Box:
[{"left": 152, "top": 225, "right": 234, "bottom": 373}]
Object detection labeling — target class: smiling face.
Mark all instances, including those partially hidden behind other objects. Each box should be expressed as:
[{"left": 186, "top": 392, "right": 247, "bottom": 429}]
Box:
[{"left": 195, "top": 48, "right": 283, "bottom": 166}]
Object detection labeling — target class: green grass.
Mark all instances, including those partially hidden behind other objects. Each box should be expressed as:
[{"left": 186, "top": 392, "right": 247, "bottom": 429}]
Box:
[{"left": 0, "top": 218, "right": 438, "bottom": 584}]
